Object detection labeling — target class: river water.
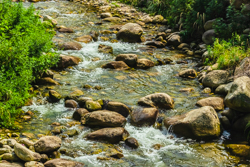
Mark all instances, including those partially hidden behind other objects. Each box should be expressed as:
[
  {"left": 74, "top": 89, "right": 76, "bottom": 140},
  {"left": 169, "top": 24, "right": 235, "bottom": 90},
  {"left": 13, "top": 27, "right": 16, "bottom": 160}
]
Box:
[{"left": 20, "top": 0, "right": 243, "bottom": 166}]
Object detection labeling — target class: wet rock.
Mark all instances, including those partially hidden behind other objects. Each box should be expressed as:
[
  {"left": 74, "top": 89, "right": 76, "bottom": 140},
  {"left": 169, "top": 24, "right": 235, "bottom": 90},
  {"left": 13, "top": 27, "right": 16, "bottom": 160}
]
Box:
[
  {"left": 101, "top": 12, "right": 112, "bottom": 18},
  {"left": 34, "top": 136, "right": 62, "bottom": 154},
  {"left": 117, "top": 23, "right": 143, "bottom": 43},
  {"left": 225, "top": 76, "right": 250, "bottom": 112},
  {"left": 136, "top": 59, "right": 155, "bottom": 69},
  {"left": 0, "top": 162, "right": 24, "bottom": 167},
  {"left": 141, "top": 15, "right": 152, "bottom": 23},
  {"left": 202, "top": 70, "right": 229, "bottom": 89},
  {"left": 145, "top": 41, "right": 165, "bottom": 48},
  {"left": 177, "top": 43, "right": 189, "bottom": 50},
  {"left": 54, "top": 55, "right": 81, "bottom": 69},
  {"left": 215, "top": 82, "right": 233, "bottom": 95},
  {"left": 152, "top": 15, "right": 164, "bottom": 24},
  {"left": 7, "top": 139, "right": 17, "bottom": 148},
  {"left": 63, "top": 129, "right": 78, "bottom": 137},
  {"left": 98, "top": 44, "right": 113, "bottom": 54},
  {"left": 75, "top": 35, "right": 93, "bottom": 43},
  {"left": 163, "top": 58, "right": 173, "bottom": 64},
  {"left": 234, "top": 57, "right": 250, "bottom": 79},
  {"left": 220, "top": 116, "right": 231, "bottom": 130},
  {"left": 76, "top": 97, "right": 92, "bottom": 108},
  {"left": 115, "top": 54, "right": 138, "bottom": 67},
  {"left": 65, "top": 100, "right": 78, "bottom": 108},
  {"left": 179, "top": 69, "right": 197, "bottom": 79},
  {"left": 19, "top": 138, "right": 34, "bottom": 148},
  {"left": 103, "top": 17, "right": 121, "bottom": 22},
  {"left": 44, "top": 158, "right": 84, "bottom": 167},
  {"left": 36, "top": 77, "right": 59, "bottom": 85},
  {"left": 85, "top": 100, "right": 102, "bottom": 112},
  {"left": 86, "top": 127, "right": 129, "bottom": 144},
  {"left": 58, "top": 27, "right": 74, "bottom": 33},
  {"left": 72, "top": 108, "right": 89, "bottom": 121},
  {"left": 51, "top": 126, "right": 63, "bottom": 135},
  {"left": 49, "top": 90, "right": 62, "bottom": 103},
  {"left": 43, "top": 15, "right": 57, "bottom": 25},
  {"left": 102, "top": 61, "right": 129, "bottom": 70},
  {"left": 90, "top": 30, "right": 99, "bottom": 42},
  {"left": 138, "top": 93, "right": 174, "bottom": 109},
  {"left": 164, "top": 106, "right": 221, "bottom": 139},
  {"left": 167, "top": 33, "right": 182, "bottom": 47},
  {"left": 125, "top": 137, "right": 139, "bottom": 149},
  {"left": 196, "top": 97, "right": 224, "bottom": 111},
  {"left": 67, "top": 90, "right": 84, "bottom": 100},
  {"left": 202, "top": 29, "right": 215, "bottom": 45},
  {"left": 25, "top": 161, "right": 44, "bottom": 167},
  {"left": 226, "top": 144, "right": 250, "bottom": 157},
  {"left": 105, "top": 148, "right": 123, "bottom": 159},
  {"left": 204, "top": 19, "right": 216, "bottom": 31},
  {"left": 202, "top": 87, "right": 212, "bottom": 94},
  {"left": 179, "top": 88, "right": 194, "bottom": 92},
  {"left": 131, "top": 108, "right": 158, "bottom": 126},
  {"left": 59, "top": 41, "right": 82, "bottom": 50},
  {"left": 81, "top": 110, "right": 126, "bottom": 127},
  {"left": 1, "top": 152, "right": 20, "bottom": 161},
  {"left": 14, "top": 143, "right": 41, "bottom": 162},
  {"left": 106, "top": 101, "right": 130, "bottom": 117}
]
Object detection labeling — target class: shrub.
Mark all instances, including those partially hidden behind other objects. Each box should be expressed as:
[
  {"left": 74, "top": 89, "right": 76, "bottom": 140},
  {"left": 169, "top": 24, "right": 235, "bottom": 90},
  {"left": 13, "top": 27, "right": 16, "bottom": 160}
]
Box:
[
  {"left": 204, "top": 34, "right": 250, "bottom": 69},
  {"left": 0, "top": 0, "right": 59, "bottom": 128}
]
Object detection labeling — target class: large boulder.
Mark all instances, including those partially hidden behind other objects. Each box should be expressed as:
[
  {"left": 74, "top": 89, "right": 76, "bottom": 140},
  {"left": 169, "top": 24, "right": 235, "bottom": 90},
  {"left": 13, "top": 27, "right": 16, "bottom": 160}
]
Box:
[
  {"left": 232, "top": 0, "right": 250, "bottom": 9},
  {"left": 115, "top": 54, "right": 138, "bottom": 67},
  {"left": 202, "top": 29, "right": 215, "bottom": 45},
  {"left": 204, "top": 19, "right": 216, "bottom": 31},
  {"left": 116, "top": 23, "right": 143, "bottom": 43},
  {"left": 81, "top": 110, "right": 126, "bottom": 127},
  {"left": 44, "top": 158, "right": 84, "bottom": 167},
  {"left": 14, "top": 143, "right": 41, "bottom": 162},
  {"left": 59, "top": 41, "right": 82, "bottom": 50},
  {"left": 179, "top": 69, "right": 197, "bottom": 79},
  {"left": 202, "top": 70, "right": 229, "bottom": 89},
  {"left": 215, "top": 82, "right": 233, "bottom": 95},
  {"left": 54, "top": 55, "right": 81, "bottom": 69},
  {"left": 72, "top": 108, "right": 89, "bottom": 121},
  {"left": 34, "top": 136, "right": 61, "bottom": 154},
  {"left": 164, "top": 106, "right": 221, "bottom": 139},
  {"left": 106, "top": 101, "right": 130, "bottom": 117},
  {"left": 138, "top": 93, "right": 174, "bottom": 109},
  {"left": 196, "top": 97, "right": 224, "bottom": 111},
  {"left": 102, "top": 61, "right": 129, "bottom": 70},
  {"left": 136, "top": 59, "right": 155, "bottom": 69},
  {"left": 234, "top": 57, "right": 250, "bottom": 79},
  {"left": 86, "top": 127, "right": 129, "bottom": 144},
  {"left": 225, "top": 76, "right": 250, "bottom": 112},
  {"left": 167, "top": 33, "right": 182, "bottom": 47},
  {"left": 131, "top": 108, "right": 158, "bottom": 126}
]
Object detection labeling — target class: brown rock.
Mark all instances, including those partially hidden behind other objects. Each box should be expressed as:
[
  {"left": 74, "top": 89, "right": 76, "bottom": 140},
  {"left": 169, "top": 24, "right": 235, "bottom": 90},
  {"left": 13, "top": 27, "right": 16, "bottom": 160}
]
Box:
[
  {"left": 125, "top": 137, "right": 139, "bottom": 149},
  {"left": 117, "top": 23, "right": 143, "bottom": 43},
  {"left": 196, "top": 97, "right": 224, "bottom": 111},
  {"left": 81, "top": 110, "right": 126, "bottom": 127},
  {"left": 131, "top": 108, "right": 158, "bottom": 126},
  {"left": 115, "top": 54, "right": 138, "bottom": 67},
  {"left": 54, "top": 55, "right": 81, "bottom": 69},
  {"left": 98, "top": 44, "right": 113, "bottom": 54},
  {"left": 34, "top": 136, "right": 62, "bottom": 154},
  {"left": 65, "top": 100, "right": 78, "bottom": 108},
  {"left": 72, "top": 108, "right": 89, "bottom": 121},
  {"left": 106, "top": 101, "right": 130, "bottom": 117},
  {"left": 86, "top": 127, "right": 129, "bottom": 144},
  {"left": 179, "top": 69, "right": 197, "bottom": 79},
  {"left": 14, "top": 143, "right": 41, "bottom": 162},
  {"left": 138, "top": 93, "right": 174, "bottom": 109},
  {"left": 136, "top": 59, "right": 155, "bottom": 69},
  {"left": 44, "top": 158, "right": 84, "bottom": 167},
  {"left": 75, "top": 35, "right": 93, "bottom": 43},
  {"left": 36, "top": 77, "right": 59, "bottom": 85},
  {"left": 59, "top": 41, "right": 82, "bottom": 50},
  {"left": 58, "top": 27, "right": 74, "bottom": 33},
  {"left": 226, "top": 144, "right": 250, "bottom": 157},
  {"left": 164, "top": 106, "right": 221, "bottom": 139},
  {"left": 102, "top": 61, "right": 129, "bottom": 70}
]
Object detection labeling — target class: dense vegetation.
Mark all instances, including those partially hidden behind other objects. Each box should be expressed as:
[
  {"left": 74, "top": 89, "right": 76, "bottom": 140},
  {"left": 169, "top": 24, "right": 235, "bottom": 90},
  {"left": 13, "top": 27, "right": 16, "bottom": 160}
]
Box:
[
  {"left": 0, "top": 0, "right": 59, "bottom": 128},
  {"left": 118, "top": 0, "right": 250, "bottom": 69}
]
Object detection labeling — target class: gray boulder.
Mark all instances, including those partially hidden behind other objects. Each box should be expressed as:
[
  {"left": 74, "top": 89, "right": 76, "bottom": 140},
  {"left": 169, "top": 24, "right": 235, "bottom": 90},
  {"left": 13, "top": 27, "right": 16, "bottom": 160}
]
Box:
[
  {"left": 34, "top": 136, "right": 61, "bottom": 154},
  {"left": 117, "top": 23, "right": 143, "bottom": 43},
  {"left": 202, "top": 70, "right": 229, "bottom": 89},
  {"left": 14, "top": 143, "right": 41, "bottom": 162}
]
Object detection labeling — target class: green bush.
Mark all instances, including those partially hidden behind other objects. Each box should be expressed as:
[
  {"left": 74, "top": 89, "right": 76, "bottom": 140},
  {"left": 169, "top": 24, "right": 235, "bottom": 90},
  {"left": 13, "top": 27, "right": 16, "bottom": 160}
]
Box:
[
  {"left": 204, "top": 34, "right": 250, "bottom": 69},
  {"left": 0, "top": 0, "right": 59, "bottom": 128}
]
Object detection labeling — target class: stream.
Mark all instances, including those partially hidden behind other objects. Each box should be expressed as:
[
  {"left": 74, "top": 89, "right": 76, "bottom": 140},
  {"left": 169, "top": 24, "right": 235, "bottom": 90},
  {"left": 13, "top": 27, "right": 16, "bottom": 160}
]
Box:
[{"left": 19, "top": 0, "right": 245, "bottom": 166}]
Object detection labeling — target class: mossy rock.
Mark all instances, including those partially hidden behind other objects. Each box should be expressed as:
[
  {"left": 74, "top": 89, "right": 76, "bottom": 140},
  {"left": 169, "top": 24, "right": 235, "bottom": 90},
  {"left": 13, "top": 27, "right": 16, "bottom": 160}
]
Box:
[{"left": 85, "top": 100, "right": 102, "bottom": 112}]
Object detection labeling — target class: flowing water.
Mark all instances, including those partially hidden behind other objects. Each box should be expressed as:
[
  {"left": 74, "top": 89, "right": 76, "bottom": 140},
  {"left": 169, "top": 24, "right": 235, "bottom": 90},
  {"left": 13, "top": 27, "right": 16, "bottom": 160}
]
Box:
[{"left": 20, "top": 0, "right": 244, "bottom": 166}]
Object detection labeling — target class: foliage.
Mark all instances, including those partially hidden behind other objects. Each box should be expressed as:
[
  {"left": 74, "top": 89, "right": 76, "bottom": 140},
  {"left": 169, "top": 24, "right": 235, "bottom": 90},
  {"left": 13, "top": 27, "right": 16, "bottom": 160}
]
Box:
[
  {"left": 204, "top": 34, "right": 250, "bottom": 69},
  {"left": 0, "top": 0, "right": 59, "bottom": 128}
]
